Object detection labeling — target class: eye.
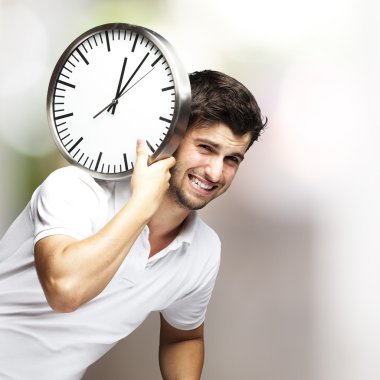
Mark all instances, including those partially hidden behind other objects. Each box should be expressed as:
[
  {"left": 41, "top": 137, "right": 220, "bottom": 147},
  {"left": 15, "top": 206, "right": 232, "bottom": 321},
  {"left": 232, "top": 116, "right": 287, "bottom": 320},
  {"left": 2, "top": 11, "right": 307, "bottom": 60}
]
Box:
[
  {"left": 226, "top": 156, "right": 240, "bottom": 165},
  {"left": 198, "top": 144, "right": 212, "bottom": 152}
]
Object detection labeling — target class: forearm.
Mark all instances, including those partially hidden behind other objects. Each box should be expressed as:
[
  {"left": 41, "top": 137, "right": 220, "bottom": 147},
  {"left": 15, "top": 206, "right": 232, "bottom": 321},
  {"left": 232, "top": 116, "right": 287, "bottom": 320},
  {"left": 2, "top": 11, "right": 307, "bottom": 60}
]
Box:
[{"left": 159, "top": 337, "right": 204, "bottom": 380}]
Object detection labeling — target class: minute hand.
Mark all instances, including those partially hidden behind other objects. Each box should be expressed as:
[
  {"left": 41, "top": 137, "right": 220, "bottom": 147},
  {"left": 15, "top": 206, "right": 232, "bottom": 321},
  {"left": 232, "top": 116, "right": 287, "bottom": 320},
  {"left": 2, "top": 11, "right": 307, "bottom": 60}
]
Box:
[
  {"left": 114, "top": 52, "right": 149, "bottom": 106},
  {"left": 93, "top": 66, "right": 155, "bottom": 119}
]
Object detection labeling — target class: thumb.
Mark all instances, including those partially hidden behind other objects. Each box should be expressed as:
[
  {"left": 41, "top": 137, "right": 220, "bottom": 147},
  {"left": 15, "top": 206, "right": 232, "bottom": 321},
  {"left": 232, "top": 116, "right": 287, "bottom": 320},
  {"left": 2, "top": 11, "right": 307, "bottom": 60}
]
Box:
[{"left": 135, "top": 139, "right": 149, "bottom": 168}]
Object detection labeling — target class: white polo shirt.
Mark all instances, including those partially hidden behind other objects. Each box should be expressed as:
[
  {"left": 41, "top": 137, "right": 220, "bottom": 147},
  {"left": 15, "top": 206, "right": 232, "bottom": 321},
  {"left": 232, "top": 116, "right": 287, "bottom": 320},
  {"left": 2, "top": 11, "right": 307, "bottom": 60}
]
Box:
[{"left": 0, "top": 166, "right": 221, "bottom": 380}]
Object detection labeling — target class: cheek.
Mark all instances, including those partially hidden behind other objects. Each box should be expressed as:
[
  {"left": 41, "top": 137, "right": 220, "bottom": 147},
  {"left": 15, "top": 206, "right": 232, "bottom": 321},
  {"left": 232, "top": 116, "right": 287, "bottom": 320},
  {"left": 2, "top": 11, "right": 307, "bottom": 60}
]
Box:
[
  {"left": 176, "top": 149, "right": 204, "bottom": 168},
  {"left": 223, "top": 167, "right": 238, "bottom": 185}
]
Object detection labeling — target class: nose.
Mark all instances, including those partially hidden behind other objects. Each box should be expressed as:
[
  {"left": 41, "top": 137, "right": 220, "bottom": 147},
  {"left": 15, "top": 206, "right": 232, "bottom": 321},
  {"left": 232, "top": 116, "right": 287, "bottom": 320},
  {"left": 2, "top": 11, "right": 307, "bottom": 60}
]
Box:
[{"left": 204, "top": 156, "right": 224, "bottom": 183}]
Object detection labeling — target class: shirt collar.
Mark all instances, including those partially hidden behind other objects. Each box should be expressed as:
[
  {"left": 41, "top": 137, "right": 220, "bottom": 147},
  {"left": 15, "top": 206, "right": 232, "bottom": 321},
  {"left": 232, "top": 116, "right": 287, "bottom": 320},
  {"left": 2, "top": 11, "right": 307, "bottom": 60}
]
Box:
[
  {"left": 112, "top": 179, "right": 198, "bottom": 249},
  {"left": 146, "top": 211, "right": 198, "bottom": 265},
  {"left": 176, "top": 211, "right": 198, "bottom": 247}
]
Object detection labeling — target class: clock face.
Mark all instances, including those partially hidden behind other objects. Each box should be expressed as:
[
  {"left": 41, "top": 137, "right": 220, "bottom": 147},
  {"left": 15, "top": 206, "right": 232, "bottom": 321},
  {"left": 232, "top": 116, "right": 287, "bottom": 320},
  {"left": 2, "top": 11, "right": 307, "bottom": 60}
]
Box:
[{"left": 47, "top": 23, "right": 191, "bottom": 180}]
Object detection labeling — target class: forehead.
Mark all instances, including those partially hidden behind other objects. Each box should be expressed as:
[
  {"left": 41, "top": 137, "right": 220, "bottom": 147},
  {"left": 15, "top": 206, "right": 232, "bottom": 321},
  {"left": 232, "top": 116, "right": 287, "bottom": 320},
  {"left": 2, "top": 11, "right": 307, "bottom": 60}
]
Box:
[{"left": 186, "top": 122, "right": 252, "bottom": 152}]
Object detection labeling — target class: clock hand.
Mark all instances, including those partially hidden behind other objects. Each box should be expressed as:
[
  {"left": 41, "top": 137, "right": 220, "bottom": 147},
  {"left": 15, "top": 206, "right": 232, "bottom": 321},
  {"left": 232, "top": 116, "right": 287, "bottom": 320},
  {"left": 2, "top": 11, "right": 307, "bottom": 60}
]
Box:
[
  {"left": 93, "top": 66, "right": 155, "bottom": 119},
  {"left": 118, "top": 66, "right": 155, "bottom": 98},
  {"left": 108, "top": 57, "right": 128, "bottom": 114},
  {"left": 110, "top": 52, "right": 150, "bottom": 114},
  {"left": 93, "top": 99, "right": 119, "bottom": 119}
]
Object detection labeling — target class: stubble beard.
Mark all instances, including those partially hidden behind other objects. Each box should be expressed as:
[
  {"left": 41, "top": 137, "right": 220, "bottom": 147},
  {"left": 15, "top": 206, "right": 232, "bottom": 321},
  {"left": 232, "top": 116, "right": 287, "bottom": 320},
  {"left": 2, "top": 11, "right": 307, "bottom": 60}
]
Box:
[{"left": 168, "top": 165, "right": 211, "bottom": 211}]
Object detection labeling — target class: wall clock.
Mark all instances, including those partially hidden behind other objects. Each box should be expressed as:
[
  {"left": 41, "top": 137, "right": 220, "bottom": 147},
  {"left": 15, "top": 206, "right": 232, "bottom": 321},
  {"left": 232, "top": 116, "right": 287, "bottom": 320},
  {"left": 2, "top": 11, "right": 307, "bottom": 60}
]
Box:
[{"left": 47, "top": 23, "right": 191, "bottom": 180}]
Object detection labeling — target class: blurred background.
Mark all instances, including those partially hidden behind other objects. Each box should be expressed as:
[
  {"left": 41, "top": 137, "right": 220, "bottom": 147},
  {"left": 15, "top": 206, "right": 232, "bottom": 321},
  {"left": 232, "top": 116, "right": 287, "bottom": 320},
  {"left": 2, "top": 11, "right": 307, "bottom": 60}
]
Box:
[{"left": 1, "top": 0, "right": 379, "bottom": 379}]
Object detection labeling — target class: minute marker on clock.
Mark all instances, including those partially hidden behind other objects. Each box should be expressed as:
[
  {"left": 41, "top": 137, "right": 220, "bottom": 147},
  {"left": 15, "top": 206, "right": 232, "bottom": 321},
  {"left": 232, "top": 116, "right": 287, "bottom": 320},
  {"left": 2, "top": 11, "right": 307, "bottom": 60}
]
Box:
[
  {"left": 55, "top": 112, "right": 74, "bottom": 120},
  {"left": 61, "top": 133, "right": 70, "bottom": 141},
  {"left": 146, "top": 140, "right": 155, "bottom": 153},
  {"left": 57, "top": 127, "right": 68, "bottom": 134},
  {"left": 57, "top": 80, "right": 76, "bottom": 89},
  {"left": 64, "top": 138, "right": 73, "bottom": 147},
  {"left": 76, "top": 48, "right": 89, "bottom": 65},
  {"left": 105, "top": 31, "right": 111, "bottom": 52},
  {"left": 68, "top": 137, "right": 84, "bottom": 153},
  {"left": 131, "top": 34, "right": 139, "bottom": 52},
  {"left": 94, "top": 152, "right": 103, "bottom": 171},
  {"left": 67, "top": 59, "right": 76, "bottom": 68},
  {"left": 162, "top": 85, "right": 174, "bottom": 92},
  {"left": 151, "top": 54, "right": 163, "bottom": 67},
  {"left": 63, "top": 66, "right": 73, "bottom": 74},
  {"left": 159, "top": 116, "right": 172, "bottom": 124},
  {"left": 123, "top": 153, "right": 130, "bottom": 171}
]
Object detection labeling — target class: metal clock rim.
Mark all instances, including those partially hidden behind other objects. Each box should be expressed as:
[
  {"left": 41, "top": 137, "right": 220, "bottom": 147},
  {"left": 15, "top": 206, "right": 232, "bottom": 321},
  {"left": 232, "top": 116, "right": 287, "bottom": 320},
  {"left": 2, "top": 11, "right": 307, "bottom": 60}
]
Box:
[{"left": 46, "top": 22, "right": 191, "bottom": 180}]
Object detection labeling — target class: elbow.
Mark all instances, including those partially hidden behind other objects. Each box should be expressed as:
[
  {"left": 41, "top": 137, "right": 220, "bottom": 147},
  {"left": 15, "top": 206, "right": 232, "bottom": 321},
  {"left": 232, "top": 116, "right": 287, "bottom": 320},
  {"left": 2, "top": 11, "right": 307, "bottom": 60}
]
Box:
[
  {"left": 43, "top": 278, "right": 83, "bottom": 313},
  {"left": 48, "top": 298, "right": 81, "bottom": 314}
]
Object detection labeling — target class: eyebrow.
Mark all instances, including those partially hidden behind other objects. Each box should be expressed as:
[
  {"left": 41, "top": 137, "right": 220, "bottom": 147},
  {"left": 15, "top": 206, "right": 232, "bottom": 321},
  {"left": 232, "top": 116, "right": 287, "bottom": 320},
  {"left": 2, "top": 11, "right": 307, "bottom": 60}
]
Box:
[{"left": 194, "top": 137, "right": 246, "bottom": 162}]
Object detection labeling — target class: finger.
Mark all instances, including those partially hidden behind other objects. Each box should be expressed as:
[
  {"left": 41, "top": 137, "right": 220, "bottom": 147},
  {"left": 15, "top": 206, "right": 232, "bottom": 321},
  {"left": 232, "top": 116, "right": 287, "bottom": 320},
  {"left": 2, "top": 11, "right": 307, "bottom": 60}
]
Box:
[
  {"left": 165, "top": 156, "right": 176, "bottom": 169},
  {"left": 135, "top": 139, "right": 149, "bottom": 168},
  {"left": 153, "top": 155, "right": 176, "bottom": 170}
]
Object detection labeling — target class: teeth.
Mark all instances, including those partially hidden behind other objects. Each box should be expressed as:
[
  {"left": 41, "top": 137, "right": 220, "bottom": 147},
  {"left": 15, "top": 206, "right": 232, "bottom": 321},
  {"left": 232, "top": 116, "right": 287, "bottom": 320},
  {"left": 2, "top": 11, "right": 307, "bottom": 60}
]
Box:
[{"left": 191, "top": 176, "right": 213, "bottom": 190}]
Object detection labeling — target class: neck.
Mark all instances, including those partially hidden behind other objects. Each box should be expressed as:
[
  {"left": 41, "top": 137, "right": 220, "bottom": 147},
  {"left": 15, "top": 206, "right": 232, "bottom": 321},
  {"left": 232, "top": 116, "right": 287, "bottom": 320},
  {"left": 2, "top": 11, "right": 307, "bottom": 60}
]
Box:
[{"left": 147, "top": 193, "right": 191, "bottom": 256}]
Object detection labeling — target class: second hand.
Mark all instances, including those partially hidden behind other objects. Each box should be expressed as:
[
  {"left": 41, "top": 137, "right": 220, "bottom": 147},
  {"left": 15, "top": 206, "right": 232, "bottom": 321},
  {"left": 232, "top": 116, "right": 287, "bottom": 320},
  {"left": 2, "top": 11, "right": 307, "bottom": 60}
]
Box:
[{"left": 93, "top": 67, "right": 156, "bottom": 119}]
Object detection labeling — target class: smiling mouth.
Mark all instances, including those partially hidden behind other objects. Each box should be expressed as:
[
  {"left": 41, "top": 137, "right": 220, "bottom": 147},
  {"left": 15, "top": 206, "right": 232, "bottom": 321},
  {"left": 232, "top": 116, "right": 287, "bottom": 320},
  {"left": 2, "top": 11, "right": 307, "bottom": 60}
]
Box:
[{"left": 189, "top": 174, "right": 217, "bottom": 192}]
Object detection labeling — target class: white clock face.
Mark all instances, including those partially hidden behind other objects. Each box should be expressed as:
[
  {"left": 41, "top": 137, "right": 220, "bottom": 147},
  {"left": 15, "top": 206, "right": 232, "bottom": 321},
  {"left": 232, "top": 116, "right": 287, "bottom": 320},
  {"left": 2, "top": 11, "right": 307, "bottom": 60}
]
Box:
[{"left": 47, "top": 24, "right": 190, "bottom": 180}]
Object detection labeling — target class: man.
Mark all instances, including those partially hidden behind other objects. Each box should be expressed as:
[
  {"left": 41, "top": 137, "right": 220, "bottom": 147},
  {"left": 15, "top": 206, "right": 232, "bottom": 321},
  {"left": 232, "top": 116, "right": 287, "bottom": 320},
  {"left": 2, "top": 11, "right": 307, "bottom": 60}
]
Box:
[{"left": 0, "top": 70, "right": 266, "bottom": 379}]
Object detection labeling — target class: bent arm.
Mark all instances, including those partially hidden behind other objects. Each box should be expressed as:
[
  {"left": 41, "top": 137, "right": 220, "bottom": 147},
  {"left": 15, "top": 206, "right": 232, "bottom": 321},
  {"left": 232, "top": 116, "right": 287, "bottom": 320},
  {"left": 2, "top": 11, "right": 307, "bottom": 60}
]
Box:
[
  {"left": 34, "top": 141, "right": 175, "bottom": 312},
  {"left": 159, "top": 314, "right": 204, "bottom": 380},
  {"left": 34, "top": 197, "right": 147, "bottom": 312}
]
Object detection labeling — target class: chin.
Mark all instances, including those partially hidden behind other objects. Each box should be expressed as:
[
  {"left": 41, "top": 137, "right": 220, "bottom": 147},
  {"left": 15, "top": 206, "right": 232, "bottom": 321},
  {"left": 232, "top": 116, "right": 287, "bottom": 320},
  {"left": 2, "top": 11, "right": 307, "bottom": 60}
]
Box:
[{"left": 169, "top": 186, "right": 211, "bottom": 211}]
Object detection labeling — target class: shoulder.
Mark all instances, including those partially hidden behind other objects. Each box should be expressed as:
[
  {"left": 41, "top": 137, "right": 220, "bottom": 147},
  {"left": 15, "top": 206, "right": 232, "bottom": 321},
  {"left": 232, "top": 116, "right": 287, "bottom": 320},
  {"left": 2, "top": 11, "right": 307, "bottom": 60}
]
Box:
[
  {"left": 30, "top": 166, "right": 109, "bottom": 217},
  {"left": 29, "top": 166, "right": 110, "bottom": 240},
  {"left": 43, "top": 165, "right": 99, "bottom": 188},
  {"left": 195, "top": 216, "right": 221, "bottom": 250},
  {"left": 189, "top": 215, "right": 221, "bottom": 270},
  {"left": 37, "top": 166, "right": 105, "bottom": 201}
]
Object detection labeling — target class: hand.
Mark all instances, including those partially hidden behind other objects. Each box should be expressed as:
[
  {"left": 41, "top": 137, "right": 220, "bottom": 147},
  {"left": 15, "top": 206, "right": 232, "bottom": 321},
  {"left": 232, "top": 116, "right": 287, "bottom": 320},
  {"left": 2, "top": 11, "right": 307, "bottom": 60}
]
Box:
[{"left": 131, "top": 139, "right": 176, "bottom": 220}]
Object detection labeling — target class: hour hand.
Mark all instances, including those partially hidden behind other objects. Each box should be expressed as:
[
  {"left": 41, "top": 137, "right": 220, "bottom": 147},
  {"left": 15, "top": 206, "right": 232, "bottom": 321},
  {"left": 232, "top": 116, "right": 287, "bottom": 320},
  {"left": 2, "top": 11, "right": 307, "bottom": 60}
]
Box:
[
  {"left": 94, "top": 99, "right": 118, "bottom": 119},
  {"left": 110, "top": 52, "right": 149, "bottom": 114},
  {"left": 108, "top": 57, "right": 127, "bottom": 114},
  {"left": 93, "top": 65, "right": 155, "bottom": 119}
]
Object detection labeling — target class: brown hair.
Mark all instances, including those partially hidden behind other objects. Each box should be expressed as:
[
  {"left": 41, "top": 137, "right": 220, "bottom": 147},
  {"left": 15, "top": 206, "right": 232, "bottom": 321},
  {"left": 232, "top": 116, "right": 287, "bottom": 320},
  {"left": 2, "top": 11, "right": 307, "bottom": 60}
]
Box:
[{"left": 188, "top": 70, "right": 267, "bottom": 149}]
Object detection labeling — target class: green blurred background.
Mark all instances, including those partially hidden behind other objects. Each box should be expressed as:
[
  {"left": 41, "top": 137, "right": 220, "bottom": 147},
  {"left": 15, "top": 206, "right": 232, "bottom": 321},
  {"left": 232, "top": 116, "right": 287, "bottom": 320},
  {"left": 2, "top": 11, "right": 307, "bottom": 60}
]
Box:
[{"left": 1, "top": 0, "right": 379, "bottom": 379}]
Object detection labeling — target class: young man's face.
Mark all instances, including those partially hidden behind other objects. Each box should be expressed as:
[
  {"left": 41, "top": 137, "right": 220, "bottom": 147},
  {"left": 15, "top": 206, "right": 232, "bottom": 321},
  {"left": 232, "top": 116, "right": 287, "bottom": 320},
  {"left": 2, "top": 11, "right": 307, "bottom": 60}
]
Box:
[{"left": 168, "top": 122, "right": 252, "bottom": 210}]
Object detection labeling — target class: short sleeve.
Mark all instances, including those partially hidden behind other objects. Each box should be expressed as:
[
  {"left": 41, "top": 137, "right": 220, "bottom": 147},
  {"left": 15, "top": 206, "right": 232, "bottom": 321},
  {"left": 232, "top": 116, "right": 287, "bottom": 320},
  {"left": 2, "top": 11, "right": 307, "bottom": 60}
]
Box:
[
  {"left": 161, "top": 230, "right": 221, "bottom": 330},
  {"left": 30, "top": 167, "right": 107, "bottom": 244}
]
